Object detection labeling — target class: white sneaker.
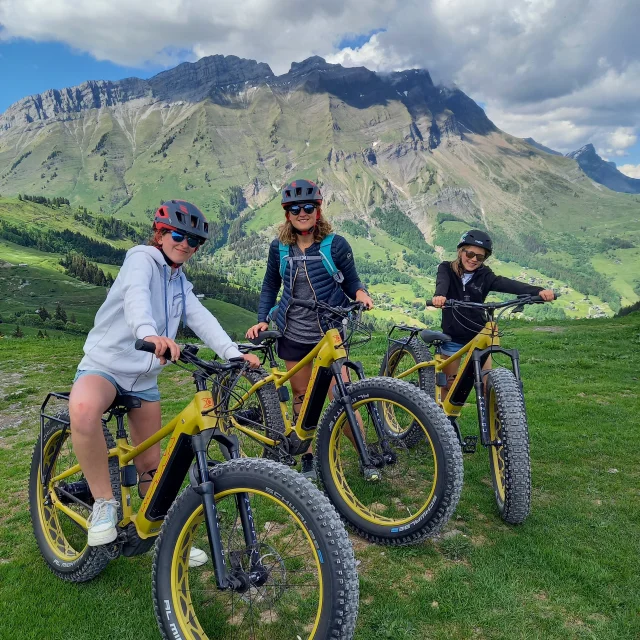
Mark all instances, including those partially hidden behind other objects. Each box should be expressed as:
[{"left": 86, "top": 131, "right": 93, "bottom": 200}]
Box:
[
  {"left": 189, "top": 546, "right": 209, "bottom": 568},
  {"left": 87, "top": 498, "right": 119, "bottom": 546}
]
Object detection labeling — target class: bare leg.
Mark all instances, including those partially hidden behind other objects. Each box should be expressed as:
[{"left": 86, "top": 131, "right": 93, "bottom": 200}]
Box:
[
  {"left": 127, "top": 400, "right": 162, "bottom": 496},
  {"left": 284, "top": 360, "right": 313, "bottom": 453},
  {"left": 69, "top": 375, "right": 117, "bottom": 500}
]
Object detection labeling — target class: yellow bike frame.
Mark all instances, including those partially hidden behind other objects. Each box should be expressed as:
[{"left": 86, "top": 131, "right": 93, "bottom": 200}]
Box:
[
  {"left": 228, "top": 327, "right": 348, "bottom": 447},
  {"left": 47, "top": 389, "right": 225, "bottom": 540},
  {"left": 395, "top": 322, "right": 498, "bottom": 417}
]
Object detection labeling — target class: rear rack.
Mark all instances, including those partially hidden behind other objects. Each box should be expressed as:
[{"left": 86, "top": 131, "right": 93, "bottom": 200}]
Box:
[{"left": 40, "top": 392, "right": 71, "bottom": 486}]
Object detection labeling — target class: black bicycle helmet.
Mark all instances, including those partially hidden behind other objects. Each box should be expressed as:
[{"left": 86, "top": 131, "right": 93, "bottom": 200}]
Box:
[
  {"left": 154, "top": 200, "right": 209, "bottom": 242},
  {"left": 457, "top": 229, "right": 492, "bottom": 255},
  {"left": 281, "top": 179, "right": 323, "bottom": 208}
]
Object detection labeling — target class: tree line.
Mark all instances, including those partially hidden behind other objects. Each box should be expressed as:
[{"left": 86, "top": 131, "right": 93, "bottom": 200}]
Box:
[
  {"left": 0, "top": 220, "right": 126, "bottom": 265},
  {"left": 60, "top": 253, "right": 115, "bottom": 287},
  {"left": 19, "top": 194, "right": 70, "bottom": 207}
]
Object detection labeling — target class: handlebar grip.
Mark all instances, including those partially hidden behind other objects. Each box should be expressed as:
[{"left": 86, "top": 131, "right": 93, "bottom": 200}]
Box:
[
  {"left": 289, "top": 297, "right": 317, "bottom": 310},
  {"left": 135, "top": 338, "right": 172, "bottom": 359}
]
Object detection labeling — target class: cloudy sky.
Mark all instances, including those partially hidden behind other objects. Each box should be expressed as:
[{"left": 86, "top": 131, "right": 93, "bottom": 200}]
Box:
[{"left": 1, "top": 0, "right": 639, "bottom": 176}]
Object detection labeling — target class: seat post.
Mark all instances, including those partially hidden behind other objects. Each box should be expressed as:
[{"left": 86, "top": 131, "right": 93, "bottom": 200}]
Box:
[{"left": 115, "top": 414, "right": 127, "bottom": 440}]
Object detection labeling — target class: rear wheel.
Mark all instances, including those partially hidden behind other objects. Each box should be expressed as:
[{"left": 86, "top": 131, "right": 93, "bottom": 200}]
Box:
[
  {"left": 379, "top": 338, "right": 435, "bottom": 446},
  {"left": 222, "top": 368, "right": 291, "bottom": 459},
  {"left": 315, "top": 377, "right": 463, "bottom": 545},
  {"left": 29, "top": 410, "right": 122, "bottom": 582},
  {"left": 153, "top": 458, "right": 358, "bottom": 640},
  {"left": 485, "top": 368, "right": 531, "bottom": 524}
]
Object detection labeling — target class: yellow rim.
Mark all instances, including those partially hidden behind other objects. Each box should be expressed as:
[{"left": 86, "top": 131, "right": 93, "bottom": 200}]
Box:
[
  {"left": 37, "top": 430, "right": 85, "bottom": 561},
  {"left": 171, "top": 488, "right": 324, "bottom": 640},
  {"left": 329, "top": 397, "right": 438, "bottom": 526},
  {"left": 488, "top": 388, "right": 506, "bottom": 503}
]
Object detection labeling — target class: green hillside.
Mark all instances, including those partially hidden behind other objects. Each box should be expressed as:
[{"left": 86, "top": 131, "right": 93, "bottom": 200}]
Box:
[{"left": 0, "top": 313, "right": 639, "bottom": 638}]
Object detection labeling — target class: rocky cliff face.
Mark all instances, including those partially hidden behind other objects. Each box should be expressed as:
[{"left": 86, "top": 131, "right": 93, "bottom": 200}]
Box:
[
  {"left": 0, "top": 55, "right": 274, "bottom": 131},
  {"left": 0, "top": 54, "right": 495, "bottom": 141},
  {"left": 566, "top": 144, "right": 640, "bottom": 194}
]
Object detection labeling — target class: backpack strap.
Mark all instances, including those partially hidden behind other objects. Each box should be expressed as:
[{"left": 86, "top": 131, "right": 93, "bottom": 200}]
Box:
[
  {"left": 278, "top": 235, "right": 344, "bottom": 283},
  {"left": 278, "top": 242, "right": 290, "bottom": 279},
  {"left": 319, "top": 234, "right": 344, "bottom": 283}
]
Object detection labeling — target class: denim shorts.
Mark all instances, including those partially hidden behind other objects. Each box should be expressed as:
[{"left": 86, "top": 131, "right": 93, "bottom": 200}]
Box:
[
  {"left": 439, "top": 341, "right": 466, "bottom": 357},
  {"left": 73, "top": 370, "right": 161, "bottom": 403}
]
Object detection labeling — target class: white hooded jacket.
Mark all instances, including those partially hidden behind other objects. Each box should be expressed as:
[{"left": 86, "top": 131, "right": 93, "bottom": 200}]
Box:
[{"left": 78, "top": 245, "right": 243, "bottom": 391}]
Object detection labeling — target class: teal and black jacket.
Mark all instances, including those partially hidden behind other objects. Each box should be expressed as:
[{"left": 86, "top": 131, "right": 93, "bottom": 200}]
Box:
[{"left": 257, "top": 235, "right": 365, "bottom": 332}]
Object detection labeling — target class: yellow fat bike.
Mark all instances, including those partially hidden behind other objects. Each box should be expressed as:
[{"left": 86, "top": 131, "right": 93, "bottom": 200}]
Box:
[
  {"left": 29, "top": 341, "right": 359, "bottom": 640},
  {"left": 381, "top": 294, "right": 556, "bottom": 525},
  {"left": 221, "top": 299, "right": 463, "bottom": 546}
]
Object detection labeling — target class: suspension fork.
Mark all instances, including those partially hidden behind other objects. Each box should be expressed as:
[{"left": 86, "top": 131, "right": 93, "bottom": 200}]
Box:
[
  {"left": 330, "top": 361, "right": 372, "bottom": 467},
  {"left": 206, "top": 431, "right": 264, "bottom": 581},
  {"left": 191, "top": 430, "right": 232, "bottom": 589},
  {"left": 343, "top": 360, "right": 393, "bottom": 456},
  {"left": 472, "top": 352, "right": 492, "bottom": 447}
]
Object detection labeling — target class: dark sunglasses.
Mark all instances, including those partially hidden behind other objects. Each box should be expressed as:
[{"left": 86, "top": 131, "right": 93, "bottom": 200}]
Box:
[
  {"left": 170, "top": 231, "right": 201, "bottom": 248},
  {"left": 286, "top": 203, "right": 317, "bottom": 215},
  {"left": 463, "top": 250, "right": 487, "bottom": 262}
]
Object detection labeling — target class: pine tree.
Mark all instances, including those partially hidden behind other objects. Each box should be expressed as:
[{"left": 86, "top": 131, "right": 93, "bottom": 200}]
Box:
[
  {"left": 36, "top": 307, "right": 51, "bottom": 321},
  {"left": 12, "top": 325, "right": 24, "bottom": 338},
  {"left": 37, "top": 330, "right": 44, "bottom": 338},
  {"left": 54, "top": 302, "right": 67, "bottom": 323}
]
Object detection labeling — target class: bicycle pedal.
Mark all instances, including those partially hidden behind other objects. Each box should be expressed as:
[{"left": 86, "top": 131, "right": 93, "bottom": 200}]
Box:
[
  {"left": 462, "top": 436, "right": 478, "bottom": 454},
  {"left": 382, "top": 451, "right": 397, "bottom": 465},
  {"left": 361, "top": 466, "right": 381, "bottom": 482}
]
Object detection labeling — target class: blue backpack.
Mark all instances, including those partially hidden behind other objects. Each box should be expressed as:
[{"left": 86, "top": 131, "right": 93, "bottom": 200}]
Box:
[
  {"left": 278, "top": 234, "right": 344, "bottom": 283},
  {"left": 268, "top": 234, "right": 344, "bottom": 322}
]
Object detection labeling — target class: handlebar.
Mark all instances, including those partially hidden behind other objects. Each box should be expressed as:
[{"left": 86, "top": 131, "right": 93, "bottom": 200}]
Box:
[
  {"left": 134, "top": 339, "right": 246, "bottom": 374},
  {"left": 442, "top": 293, "right": 558, "bottom": 310},
  {"left": 289, "top": 298, "right": 366, "bottom": 316}
]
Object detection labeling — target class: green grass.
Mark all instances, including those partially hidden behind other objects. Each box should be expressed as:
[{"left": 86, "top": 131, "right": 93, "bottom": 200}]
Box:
[{"left": 0, "top": 313, "right": 638, "bottom": 638}]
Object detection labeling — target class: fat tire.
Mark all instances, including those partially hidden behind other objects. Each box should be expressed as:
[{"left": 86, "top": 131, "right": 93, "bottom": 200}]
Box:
[
  {"left": 485, "top": 368, "right": 531, "bottom": 524},
  {"left": 152, "top": 458, "right": 359, "bottom": 640},
  {"left": 380, "top": 337, "right": 436, "bottom": 446},
  {"left": 29, "top": 410, "right": 122, "bottom": 582},
  {"left": 315, "top": 377, "right": 463, "bottom": 545}
]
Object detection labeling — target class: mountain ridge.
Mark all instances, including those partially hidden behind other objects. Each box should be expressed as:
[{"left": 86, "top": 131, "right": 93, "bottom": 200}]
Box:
[{"left": 565, "top": 143, "right": 640, "bottom": 194}]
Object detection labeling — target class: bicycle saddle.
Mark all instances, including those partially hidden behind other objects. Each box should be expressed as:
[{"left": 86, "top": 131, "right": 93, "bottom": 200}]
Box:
[
  {"left": 419, "top": 329, "right": 452, "bottom": 345},
  {"left": 248, "top": 330, "right": 282, "bottom": 345},
  {"left": 107, "top": 394, "right": 142, "bottom": 413}
]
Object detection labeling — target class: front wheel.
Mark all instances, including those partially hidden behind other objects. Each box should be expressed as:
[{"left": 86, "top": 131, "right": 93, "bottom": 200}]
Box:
[
  {"left": 153, "top": 458, "right": 359, "bottom": 640},
  {"left": 485, "top": 368, "right": 531, "bottom": 524},
  {"left": 315, "top": 377, "right": 463, "bottom": 545}
]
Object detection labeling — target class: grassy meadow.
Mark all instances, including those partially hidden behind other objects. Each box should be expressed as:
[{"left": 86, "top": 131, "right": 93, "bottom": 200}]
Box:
[{"left": 0, "top": 313, "right": 638, "bottom": 639}]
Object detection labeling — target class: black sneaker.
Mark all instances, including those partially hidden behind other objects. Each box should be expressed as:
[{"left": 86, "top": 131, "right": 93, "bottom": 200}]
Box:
[{"left": 300, "top": 453, "right": 317, "bottom": 481}]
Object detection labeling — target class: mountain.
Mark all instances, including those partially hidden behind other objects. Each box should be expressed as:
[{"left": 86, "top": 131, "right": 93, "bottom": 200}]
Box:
[
  {"left": 523, "top": 138, "right": 562, "bottom": 156},
  {"left": 565, "top": 144, "right": 640, "bottom": 194},
  {"left": 1, "top": 54, "right": 639, "bottom": 319}
]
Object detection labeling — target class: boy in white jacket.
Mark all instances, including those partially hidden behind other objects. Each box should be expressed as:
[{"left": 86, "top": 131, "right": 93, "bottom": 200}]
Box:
[{"left": 69, "top": 200, "right": 259, "bottom": 560}]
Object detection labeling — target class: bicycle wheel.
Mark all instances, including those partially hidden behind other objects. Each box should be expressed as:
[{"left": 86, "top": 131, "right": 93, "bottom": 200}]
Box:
[
  {"left": 485, "top": 368, "right": 531, "bottom": 524},
  {"left": 315, "top": 377, "right": 463, "bottom": 545},
  {"left": 153, "top": 458, "right": 358, "bottom": 640},
  {"left": 379, "top": 337, "right": 435, "bottom": 446},
  {"left": 222, "top": 368, "right": 288, "bottom": 459},
  {"left": 29, "top": 410, "right": 122, "bottom": 582}
]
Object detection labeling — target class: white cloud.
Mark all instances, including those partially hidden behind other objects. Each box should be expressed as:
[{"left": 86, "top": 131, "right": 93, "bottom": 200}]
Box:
[
  {"left": 1, "top": 0, "right": 640, "bottom": 157},
  {"left": 618, "top": 164, "right": 640, "bottom": 179}
]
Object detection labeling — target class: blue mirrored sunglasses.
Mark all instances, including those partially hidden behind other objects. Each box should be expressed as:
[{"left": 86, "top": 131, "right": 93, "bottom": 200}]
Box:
[
  {"left": 286, "top": 203, "right": 317, "bottom": 215},
  {"left": 170, "top": 231, "right": 201, "bottom": 248}
]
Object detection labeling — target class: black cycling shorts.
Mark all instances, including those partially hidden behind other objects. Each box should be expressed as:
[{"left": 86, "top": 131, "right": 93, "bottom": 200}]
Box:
[{"left": 276, "top": 337, "right": 316, "bottom": 362}]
